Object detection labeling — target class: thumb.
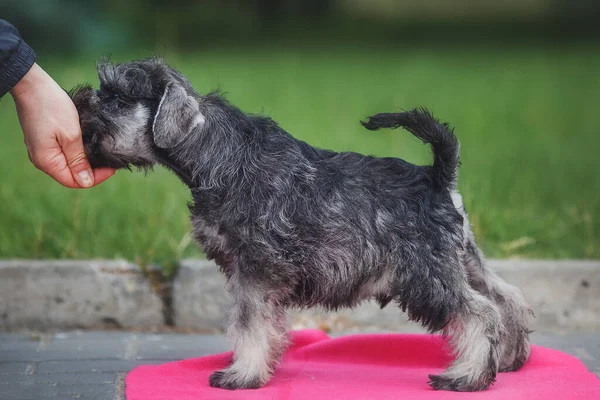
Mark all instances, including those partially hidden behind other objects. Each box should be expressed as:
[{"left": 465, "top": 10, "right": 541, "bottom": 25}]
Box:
[{"left": 58, "top": 131, "right": 95, "bottom": 188}]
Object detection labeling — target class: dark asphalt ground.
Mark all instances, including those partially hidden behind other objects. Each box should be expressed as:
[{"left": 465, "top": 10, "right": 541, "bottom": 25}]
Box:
[{"left": 0, "top": 331, "right": 598, "bottom": 399}]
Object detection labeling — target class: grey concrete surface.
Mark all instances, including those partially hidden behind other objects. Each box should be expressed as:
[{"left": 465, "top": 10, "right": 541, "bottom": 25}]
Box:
[
  {"left": 175, "top": 259, "right": 600, "bottom": 332},
  {"left": 0, "top": 261, "right": 164, "bottom": 331},
  {"left": 172, "top": 260, "right": 229, "bottom": 332},
  {"left": 1, "top": 259, "right": 599, "bottom": 333},
  {"left": 0, "top": 330, "right": 598, "bottom": 400}
]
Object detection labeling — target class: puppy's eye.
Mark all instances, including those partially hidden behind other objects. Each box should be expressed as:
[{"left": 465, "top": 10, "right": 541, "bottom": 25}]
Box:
[{"left": 108, "top": 92, "right": 133, "bottom": 107}]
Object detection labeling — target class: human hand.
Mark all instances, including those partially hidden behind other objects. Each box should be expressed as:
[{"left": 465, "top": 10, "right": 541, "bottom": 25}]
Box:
[{"left": 10, "top": 63, "right": 115, "bottom": 188}]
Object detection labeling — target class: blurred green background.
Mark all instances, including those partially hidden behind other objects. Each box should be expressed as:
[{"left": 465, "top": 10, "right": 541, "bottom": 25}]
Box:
[{"left": 0, "top": 0, "right": 598, "bottom": 266}]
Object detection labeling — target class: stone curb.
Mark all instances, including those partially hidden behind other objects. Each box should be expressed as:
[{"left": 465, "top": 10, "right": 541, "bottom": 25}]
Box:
[
  {"left": 1, "top": 259, "right": 599, "bottom": 332},
  {"left": 174, "top": 259, "right": 600, "bottom": 333},
  {"left": 0, "top": 260, "right": 163, "bottom": 330}
]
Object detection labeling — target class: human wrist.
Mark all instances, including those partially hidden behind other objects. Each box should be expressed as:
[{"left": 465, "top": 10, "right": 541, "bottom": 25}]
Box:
[{"left": 10, "top": 63, "right": 47, "bottom": 99}]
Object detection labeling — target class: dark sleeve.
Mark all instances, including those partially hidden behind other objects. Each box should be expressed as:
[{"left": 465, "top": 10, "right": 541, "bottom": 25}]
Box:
[{"left": 0, "top": 19, "right": 36, "bottom": 98}]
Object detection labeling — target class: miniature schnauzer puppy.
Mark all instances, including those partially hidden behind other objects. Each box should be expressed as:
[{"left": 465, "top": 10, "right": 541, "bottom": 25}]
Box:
[{"left": 70, "top": 58, "right": 532, "bottom": 392}]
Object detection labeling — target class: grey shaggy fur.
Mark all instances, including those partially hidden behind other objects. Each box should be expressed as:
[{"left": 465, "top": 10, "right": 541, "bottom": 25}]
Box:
[{"left": 70, "top": 57, "right": 532, "bottom": 392}]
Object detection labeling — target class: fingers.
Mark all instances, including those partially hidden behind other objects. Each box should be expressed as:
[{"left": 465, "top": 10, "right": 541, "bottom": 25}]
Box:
[
  {"left": 33, "top": 152, "right": 115, "bottom": 189},
  {"left": 57, "top": 130, "right": 95, "bottom": 188},
  {"left": 36, "top": 152, "right": 81, "bottom": 189},
  {"left": 27, "top": 135, "right": 115, "bottom": 189}
]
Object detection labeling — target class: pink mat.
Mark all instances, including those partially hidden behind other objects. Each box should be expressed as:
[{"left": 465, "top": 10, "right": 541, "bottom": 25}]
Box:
[{"left": 126, "top": 330, "right": 600, "bottom": 400}]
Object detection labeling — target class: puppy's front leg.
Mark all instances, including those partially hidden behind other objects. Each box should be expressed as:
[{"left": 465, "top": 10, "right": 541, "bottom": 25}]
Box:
[{"left": 209, "top": 277, "right": 289, "bottom": 390}]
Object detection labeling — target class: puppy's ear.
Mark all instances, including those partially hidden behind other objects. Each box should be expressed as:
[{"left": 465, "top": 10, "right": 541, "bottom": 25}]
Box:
[{"left": 152, "top": 83, "right": 203, "bottom": 148}]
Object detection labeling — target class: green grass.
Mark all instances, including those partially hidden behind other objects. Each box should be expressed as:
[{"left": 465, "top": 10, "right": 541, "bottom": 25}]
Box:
[{"left": 0, "top": 43, "right": 599, "bottom": 264}]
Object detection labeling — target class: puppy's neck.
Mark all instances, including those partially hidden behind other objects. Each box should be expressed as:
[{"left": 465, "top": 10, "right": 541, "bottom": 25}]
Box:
[
  {"left": 152, "top": 94, "right": 261, "bottom": 190},
  {"left": 154, "top": 148, "right": 195, "bottom": 187}
]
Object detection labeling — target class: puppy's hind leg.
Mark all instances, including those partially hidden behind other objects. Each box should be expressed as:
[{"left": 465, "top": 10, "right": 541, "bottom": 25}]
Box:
[
  {"left": 463, "top": 238, "right": 532, "bottom": 372},
  {"left": 452, "top": 191, "right": 532, "bottom": 372},
  {"left": 428, "top": 287, "right": 502, "bottom": 391},
  {"left": 209, "top": 277, "right": 289, "bottom": 390},
  {"left": 395, "top": 254, "right": 501, "bottom": 391}
]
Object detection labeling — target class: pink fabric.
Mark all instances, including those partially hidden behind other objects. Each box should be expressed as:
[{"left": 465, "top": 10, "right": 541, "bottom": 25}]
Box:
[{"left": 126, "top": 330, "right": 600, "bottom": 400}]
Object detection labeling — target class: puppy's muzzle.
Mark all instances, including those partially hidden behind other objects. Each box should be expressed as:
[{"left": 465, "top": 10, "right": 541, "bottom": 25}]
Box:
[{"left": 69, "top": 86, "right": 117, "bottom": 168}]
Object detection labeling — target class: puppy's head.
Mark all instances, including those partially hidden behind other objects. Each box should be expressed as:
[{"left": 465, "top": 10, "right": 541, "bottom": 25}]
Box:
[{"left": 70, "top": 58, "right": 204, "bottom": 170}]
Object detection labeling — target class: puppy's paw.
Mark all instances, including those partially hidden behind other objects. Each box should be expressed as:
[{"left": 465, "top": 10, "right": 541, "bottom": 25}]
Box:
[
  {"left": 209, "top": 369, "right": 263, "bottom": 390},
  {"left": 428, "top": 372, "right": 494, "bottom": 392},
  {"left": 499, "top": 334, "right": 531, "bottom": 372}
]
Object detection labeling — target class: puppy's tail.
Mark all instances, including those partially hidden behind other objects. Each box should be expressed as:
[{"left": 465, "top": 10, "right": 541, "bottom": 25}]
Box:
[{"left": 361, "top": 108, "right": 459, "bottom": 190}]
